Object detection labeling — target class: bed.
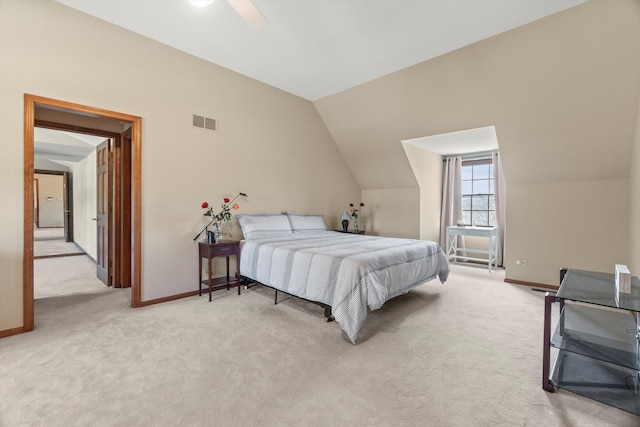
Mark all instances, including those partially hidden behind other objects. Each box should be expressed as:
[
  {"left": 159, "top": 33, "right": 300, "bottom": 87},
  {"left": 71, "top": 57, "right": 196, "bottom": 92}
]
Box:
[{"left": 237, "top": 213, "right": 450, "bottom": 343}]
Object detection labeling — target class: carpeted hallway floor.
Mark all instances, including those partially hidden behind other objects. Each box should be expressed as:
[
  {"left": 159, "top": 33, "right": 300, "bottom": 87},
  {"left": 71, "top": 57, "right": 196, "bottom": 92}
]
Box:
[
  {"left": 1, "top": 257, "right": 638, "bottom": 426},
  {"left": 33, "top": 227, "right": 85, "bottom": 258}
]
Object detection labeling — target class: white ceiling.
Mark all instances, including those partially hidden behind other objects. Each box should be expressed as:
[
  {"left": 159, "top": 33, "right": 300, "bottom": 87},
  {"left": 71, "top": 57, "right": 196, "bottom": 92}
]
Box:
[
  {"left": 34, "top": 128, "right": 106, "bottom": 168},
  {"left": 403, "top": 126, "right": 498, "bottom": 156},
  {"left": 54, "top": 0, "right": 587, "bottom": 101}
]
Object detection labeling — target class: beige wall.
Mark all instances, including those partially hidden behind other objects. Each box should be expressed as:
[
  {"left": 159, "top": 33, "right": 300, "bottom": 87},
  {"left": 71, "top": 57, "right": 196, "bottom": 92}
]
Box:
[
  {"left": 630, "top": 96, "right": 640, "bottom": 274},
  {"left": 71, "top": 150, "right": 97, "bottom": 260},
  {"left": 315, "top": 0, "right": 640, "bottom": 286},
  {"left": 361, "top": 188, "right": 420, "bottom": 239},
  {"left": 508, "top": 179, "right": 629, "bottom": 283},
  {"left": 0, "top": 0, "right": 359, "bottom": 331},
  {"left": 401, "top": 142, "right": 442, "bottom": 242}
]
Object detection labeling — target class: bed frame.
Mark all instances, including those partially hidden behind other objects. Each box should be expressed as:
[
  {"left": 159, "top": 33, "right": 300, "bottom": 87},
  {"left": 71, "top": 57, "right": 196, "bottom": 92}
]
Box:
[{"left": 241, "top": 275, "right": 334, "bottom": 322}]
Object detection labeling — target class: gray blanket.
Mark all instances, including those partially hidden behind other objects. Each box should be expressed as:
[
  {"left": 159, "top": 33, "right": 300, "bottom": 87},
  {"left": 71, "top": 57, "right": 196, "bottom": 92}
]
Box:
[{"left": 240, "top": 231, "right": 450, "bottom": 343}]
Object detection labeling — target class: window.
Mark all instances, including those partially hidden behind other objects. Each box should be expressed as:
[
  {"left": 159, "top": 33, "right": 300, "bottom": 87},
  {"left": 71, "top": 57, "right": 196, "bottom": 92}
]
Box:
[{"left": 461, "top": 159, "right": 494, "bottom": 226}]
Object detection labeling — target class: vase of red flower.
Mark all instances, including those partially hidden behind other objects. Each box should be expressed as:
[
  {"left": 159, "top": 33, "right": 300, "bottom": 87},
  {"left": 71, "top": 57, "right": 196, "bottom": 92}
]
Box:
[
  {"left": 349, "top": 202, "right": 365, "bottom": 232},
  {"left": 195, "top": 193, "right": 248, "bottom": 242},
  {"left": 201, "top": 198, "right": 235, "bottom": 243}
]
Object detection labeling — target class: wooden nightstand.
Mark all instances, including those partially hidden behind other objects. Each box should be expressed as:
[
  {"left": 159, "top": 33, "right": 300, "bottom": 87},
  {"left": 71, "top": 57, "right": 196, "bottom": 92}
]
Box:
[
  {"left": 334, "top": 229, "right": 365, "bottom": 235},
  {"left": 198, "top": 240, "right": 241, "bottom": 301}
]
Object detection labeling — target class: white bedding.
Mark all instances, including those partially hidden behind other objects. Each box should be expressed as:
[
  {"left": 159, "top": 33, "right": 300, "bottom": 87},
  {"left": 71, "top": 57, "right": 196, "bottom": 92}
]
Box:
[{"left": 240, "top": 231, "right": 450, "bottom": 343}]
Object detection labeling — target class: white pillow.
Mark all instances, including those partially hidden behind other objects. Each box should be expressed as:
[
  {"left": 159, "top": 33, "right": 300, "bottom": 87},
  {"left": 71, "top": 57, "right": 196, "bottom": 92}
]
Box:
[
  {"left": 236, "top": 214, "right": 293, "bottom": 239},
  {"left": 286, "top": 212, "right": 327, "bottom": 234}
]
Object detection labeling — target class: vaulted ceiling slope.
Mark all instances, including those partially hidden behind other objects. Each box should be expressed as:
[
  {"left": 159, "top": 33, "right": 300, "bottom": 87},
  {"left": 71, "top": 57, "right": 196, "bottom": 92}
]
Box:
[
  {"left": 54, "top": 0, "right": 587, "bottom": 101},
  {"left": 314, "top": 0, "right": 640, "bottom": 189},
  {"left": 34, "top": 128, "right": 105, "bottom": 168}
]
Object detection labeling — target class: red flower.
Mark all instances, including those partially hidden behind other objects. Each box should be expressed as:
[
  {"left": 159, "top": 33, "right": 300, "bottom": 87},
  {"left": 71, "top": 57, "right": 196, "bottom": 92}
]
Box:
[
  {"left": 348, "top": 202, "right": 364, "bottom": 218},
  {"left": 197, "top": 193, "right": 248, "bottom": 241},
  {"left": 201, "top": 195, "right": 244, "bottom": 224}
]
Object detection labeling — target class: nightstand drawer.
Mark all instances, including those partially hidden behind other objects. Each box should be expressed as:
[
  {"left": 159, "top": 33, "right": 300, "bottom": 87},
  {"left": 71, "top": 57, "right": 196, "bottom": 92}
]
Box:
[
  {"left": 209, "top": 243, "right": 238, "bottom": 256},
  {"left": 199, "top": 241, "right": 240, "bottom": 257}
]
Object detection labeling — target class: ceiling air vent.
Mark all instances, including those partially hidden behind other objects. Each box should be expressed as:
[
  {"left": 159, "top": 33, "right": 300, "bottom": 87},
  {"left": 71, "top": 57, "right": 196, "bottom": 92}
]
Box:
[{"left": 193, "top": 114, "right": 217, "bottom": 131}]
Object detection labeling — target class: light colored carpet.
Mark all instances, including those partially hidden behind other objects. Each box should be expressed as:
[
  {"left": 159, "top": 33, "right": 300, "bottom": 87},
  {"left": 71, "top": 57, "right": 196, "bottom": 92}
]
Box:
[
  {"left": 1, "top": 259, "right": 638, "bottom": 427},
  {"left": 33, "top": 227, "right": 65, "bottom": 241},
  {"left": 33, "top": 240, "right": 85, "bottom": 258},
  {"left": 33, "top": 256, "right": 107, "bottom": 300},
  {"left": 33, "top": 227, "right": 86, "bottom": 258}
]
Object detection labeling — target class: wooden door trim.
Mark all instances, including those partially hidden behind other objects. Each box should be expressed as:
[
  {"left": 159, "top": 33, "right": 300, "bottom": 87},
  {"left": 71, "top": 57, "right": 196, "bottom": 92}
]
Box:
[
  {"left": 23, "top": 94, "right": 143, "bottom": 332},
  {"left": 34, "top": 120, "right": 121, "bottom": 139},
  {"left": 116, "top": 128, "right": 133, "bottom": 289},
  {"left": 23, "top": 97, "right": 35, "bottom": 331}
]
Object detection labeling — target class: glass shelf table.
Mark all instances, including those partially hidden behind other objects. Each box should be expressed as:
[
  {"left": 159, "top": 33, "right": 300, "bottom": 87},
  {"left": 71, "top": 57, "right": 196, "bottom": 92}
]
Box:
[{"left": 542, "top": 268, "right": 640, "bottom": 416}]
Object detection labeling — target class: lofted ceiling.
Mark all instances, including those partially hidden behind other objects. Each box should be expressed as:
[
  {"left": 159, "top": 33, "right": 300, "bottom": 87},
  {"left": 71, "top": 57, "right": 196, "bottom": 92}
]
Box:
[
  {"left": 34, "top": 128, "right": 106, "bottom": 168},
  {"left": 54, "top": 0, "right": 587, "bottom": 101}
]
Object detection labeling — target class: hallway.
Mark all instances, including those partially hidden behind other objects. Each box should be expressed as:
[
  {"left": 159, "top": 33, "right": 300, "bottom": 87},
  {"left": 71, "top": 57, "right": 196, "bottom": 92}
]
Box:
[
  {"left": 33, "top": 227, "right": 85, "bottom": 259},
  {"left": 34, "top": 255, "right": 109, "bottom": 300},
  {"left": 33, "top": 227, "right": 130, "bottom": 305}
]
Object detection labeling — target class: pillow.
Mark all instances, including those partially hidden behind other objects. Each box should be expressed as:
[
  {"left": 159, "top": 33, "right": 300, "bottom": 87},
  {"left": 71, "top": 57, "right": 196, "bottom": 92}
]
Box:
[
  {"left": 236, "top": 214, "right": 293, "bottom": 239},
  {"left": 285, "top": 212, "right": 327, "bottom": 234}
]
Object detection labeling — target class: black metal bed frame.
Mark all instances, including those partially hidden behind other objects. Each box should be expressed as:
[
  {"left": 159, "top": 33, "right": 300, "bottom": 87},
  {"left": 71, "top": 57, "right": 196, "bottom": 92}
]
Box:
[{"left": 241, "top": 276, "right": 334, "bottom": 322}]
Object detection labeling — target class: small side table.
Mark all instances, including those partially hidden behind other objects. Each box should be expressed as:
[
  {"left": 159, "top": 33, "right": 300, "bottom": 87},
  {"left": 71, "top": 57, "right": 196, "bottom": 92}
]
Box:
[
  {"left": 445, "top": 226, "right": 497, "bottom": 272},
  {"left": 198, "top": 240, "right": 241, "bottom": 301}
]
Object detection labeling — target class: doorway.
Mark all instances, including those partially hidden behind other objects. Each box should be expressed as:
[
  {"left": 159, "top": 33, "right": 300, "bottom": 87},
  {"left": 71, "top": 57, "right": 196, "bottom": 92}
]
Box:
[
  {"left": 33, "top": 171, "right": 66, "bottom": 234},
  {"left": 23, "top": 94, "right": 143, "bottom": 332},
  {"left": 33, "top": 169, "right": 85, "bottom": 259}
]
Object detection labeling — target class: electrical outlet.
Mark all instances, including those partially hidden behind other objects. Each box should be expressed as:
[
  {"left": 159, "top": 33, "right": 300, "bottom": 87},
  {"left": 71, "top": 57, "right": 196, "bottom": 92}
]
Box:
[{"left": 516, "top": 259, "right": 528, "bottom": 266}]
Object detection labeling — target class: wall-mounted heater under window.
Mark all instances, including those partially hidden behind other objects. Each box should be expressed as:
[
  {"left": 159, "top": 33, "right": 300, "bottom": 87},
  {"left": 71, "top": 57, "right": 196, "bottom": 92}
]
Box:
[{"left": 193, "top": 114, "right": 217, "bottom": 131}]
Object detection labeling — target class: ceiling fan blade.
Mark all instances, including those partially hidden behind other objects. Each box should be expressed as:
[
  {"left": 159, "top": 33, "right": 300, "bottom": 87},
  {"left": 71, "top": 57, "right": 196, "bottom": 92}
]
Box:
[{"left": 227, "top": 0, "right": 267, "bottom": 29}]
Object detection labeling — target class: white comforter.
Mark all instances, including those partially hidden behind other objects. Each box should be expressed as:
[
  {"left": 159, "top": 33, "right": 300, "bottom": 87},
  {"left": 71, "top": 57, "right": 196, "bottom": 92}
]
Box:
[{"left": 240, "top": 231, "right": 450, "bottom": 343}]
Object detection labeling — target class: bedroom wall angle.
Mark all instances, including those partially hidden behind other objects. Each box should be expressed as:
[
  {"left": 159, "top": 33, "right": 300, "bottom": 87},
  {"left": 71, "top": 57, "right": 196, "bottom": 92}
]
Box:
[
  {"left": 314, "top": 0, "right": 640, "bottom": 286},
  {"left": 0, "top": 0, "right": 361, "bottom": 332}
]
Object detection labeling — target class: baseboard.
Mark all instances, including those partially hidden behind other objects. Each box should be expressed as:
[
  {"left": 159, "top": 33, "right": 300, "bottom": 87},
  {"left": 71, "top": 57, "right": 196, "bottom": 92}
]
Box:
[
  {"left": 139, "top": 278, "right": 250, "bottom": 307},
  {"left": 451, "top": 259, "right": 497, "bottom": 266},
  {"left": 1, "top": 291, "right": 202, "bottom": 337},
  {"left": 0, "top": 326, "right": 25, "bottom": 339},
  {"left": 138, "top": 290, "right": 201, "bottom": 307},
  {"left": 34, "top": 252, "right": 86, "bottom": 260},
  {"left": 504, "top": 278, "right": 558, "bottom": 291}
]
